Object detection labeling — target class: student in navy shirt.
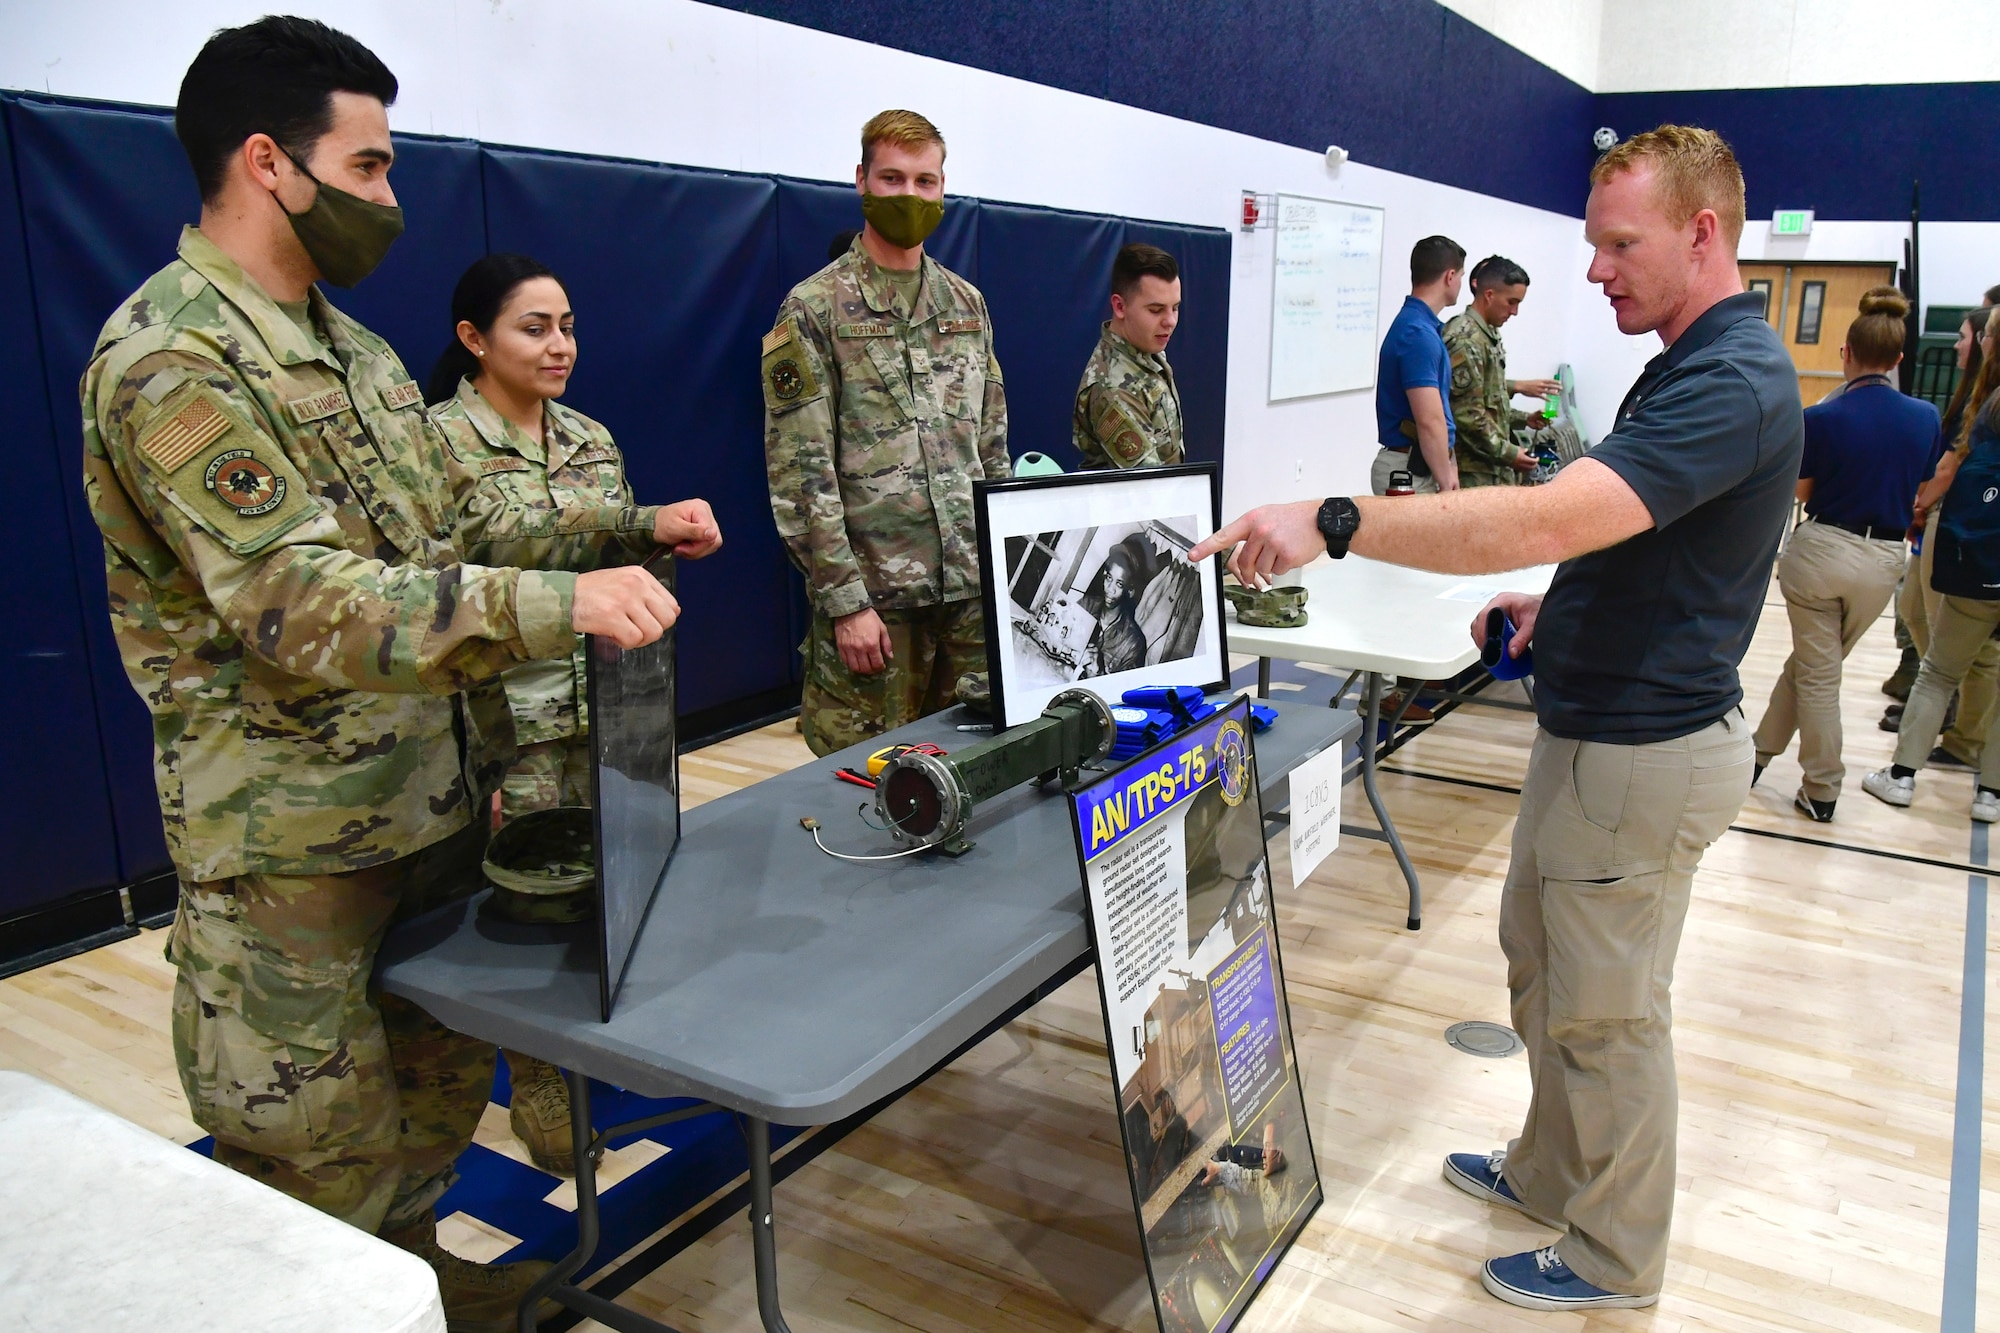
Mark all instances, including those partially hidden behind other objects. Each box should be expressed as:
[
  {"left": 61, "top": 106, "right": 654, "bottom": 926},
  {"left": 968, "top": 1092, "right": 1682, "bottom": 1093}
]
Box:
[
  {"left": 1370, "top": 235, "right": 1465, "bottom": 495},
  {"left": 1750, "top": 288, "right": 1937, "bottom": 821}
]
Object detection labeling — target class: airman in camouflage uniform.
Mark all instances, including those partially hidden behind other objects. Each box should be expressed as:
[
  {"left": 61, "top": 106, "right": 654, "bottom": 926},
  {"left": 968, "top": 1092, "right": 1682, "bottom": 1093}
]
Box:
[
  {"left": 435, "top": 377, "right": 660, "bottom": 818},
  {"left": 81, "top": 226, "right": 579, "bottom": 1242},
  {"left": 764, "top": 236, "right": 1010, "bottom": 755},
  {"left": 1443, "top": 306, "right": 1541, "bottom": 487},
  {"left": 1073, "top": 323, "right": 1183, "bottom": 470}
]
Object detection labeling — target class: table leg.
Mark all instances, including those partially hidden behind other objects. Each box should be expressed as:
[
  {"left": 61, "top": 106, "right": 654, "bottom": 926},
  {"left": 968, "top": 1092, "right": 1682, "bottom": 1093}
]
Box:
[
  {"left": 747, "top": 1117, "right": 796, "bottom": 1333},
  {"left": 1257, "top": 656, "right": 1271, "bottom": 700},
  {"left": 1359, "top": 672, "right": 1422, "bottom": 931},
  {"left": 519, "top": 1071, "right": 602, "bottom": 1332}
]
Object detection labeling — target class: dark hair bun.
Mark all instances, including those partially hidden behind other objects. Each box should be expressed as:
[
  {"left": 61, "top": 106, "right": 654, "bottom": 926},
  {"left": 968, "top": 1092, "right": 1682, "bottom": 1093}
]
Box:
[{"left": 1857, "top": 286, "right": 1909, "bottom": 320}]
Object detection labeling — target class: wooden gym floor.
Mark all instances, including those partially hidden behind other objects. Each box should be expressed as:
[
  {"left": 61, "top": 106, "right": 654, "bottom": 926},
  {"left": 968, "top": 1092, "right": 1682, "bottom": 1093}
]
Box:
[{"left": 4, "top": 575, "right": 1995, "bottom": 1332}]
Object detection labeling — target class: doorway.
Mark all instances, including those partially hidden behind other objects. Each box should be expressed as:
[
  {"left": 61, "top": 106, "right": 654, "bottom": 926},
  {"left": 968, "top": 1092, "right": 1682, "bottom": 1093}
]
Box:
[{"left": 1740, "top": 261, "right": 1899, "bottom": 406}]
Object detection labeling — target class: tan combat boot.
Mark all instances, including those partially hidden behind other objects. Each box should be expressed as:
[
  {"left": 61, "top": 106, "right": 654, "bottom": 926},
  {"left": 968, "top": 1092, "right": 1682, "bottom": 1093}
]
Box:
[
  {"left": 380, "top": 1208, "right": 562, "bottom": 1333},
  {"left": 505, "top": 1050, "right": 576, "bottom": 1175}
]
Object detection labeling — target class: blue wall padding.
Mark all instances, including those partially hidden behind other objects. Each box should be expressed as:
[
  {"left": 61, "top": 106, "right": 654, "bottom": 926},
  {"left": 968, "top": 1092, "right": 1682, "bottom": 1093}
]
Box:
[
  {"left": 1122, "top": 220, "right": 1230, "bottom": 471},
  {"left": 330, "top": 136, "right": 491, "bottom": 388},
  {"left": 7, "top": 95, "right": 192, "bottom": 894},
  {"left": 482, "top": 148, "right": 794, "bottom": 715},
  {"left": 727, "top": 0, "right": 1598, "bottom": 216},
  {"left": 0, "top": 88, "right": 1230, "bottom": 918},
  {"left": 1596, "top": 82, "right": 2000, "bottom": 223},
  {"left": 978, "top": 203, "right": 1126, "bottom": 463},
  {"left": 0, "top": 102, "right": 125, "bottom": 914}
]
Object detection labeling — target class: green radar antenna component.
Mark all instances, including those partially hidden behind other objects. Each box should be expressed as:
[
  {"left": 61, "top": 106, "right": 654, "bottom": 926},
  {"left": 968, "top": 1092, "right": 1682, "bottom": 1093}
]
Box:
[{"left": 873, "top": 687, "right": 1115, "bottom": 856}]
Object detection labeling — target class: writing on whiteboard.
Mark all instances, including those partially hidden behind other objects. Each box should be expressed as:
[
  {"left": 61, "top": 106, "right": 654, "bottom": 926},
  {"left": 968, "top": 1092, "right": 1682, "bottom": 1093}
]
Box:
[{"left": 1269, "top": 195, "right": 1385, "bottom": 402}]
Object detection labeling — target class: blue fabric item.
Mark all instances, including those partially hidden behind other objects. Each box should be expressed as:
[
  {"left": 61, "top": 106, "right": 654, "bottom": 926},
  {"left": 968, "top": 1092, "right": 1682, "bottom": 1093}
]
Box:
[
  {"left": 1122, "top": 684, "right": 1207, "bottom": 716},
  {"left": 1931, "top": 418, "right": 2000, "bottom": 600},
  {"left": 1248, "top": 701, "right": 1277, "bottom": 732},
  {"left": 0, "top": 99, "right": 126, "bottom": 912},
  {"left": 1798, "top": 378, "right": 1938, "bottom": 532},
  {"left": 1481, "top": 609, "right": 1534, "bottom": 681},
  {"left": 1532, "top": 293, "right": 1804, "bottom": 743},
  {"left": 1375, "top": 295, "right": 1454, "bottom": 451}
]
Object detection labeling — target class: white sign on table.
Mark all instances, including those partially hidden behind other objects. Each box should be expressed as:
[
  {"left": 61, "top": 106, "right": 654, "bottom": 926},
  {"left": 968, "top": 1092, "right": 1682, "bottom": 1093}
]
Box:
[{"left": 1287, "top": 743, "right": 1342, "bottom": 890}]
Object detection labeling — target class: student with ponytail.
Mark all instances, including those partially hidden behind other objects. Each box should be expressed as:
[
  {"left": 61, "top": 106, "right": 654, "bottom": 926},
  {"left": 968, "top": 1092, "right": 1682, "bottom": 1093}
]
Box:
[
  {"left": 427, "top": 253, "right": 723, "bottom": 1171},
  {"left": 1866, "top": 306, "right": 2000, "bottom": 819},
  {"left": 1752, "top": 287, "right": 1938, "bottom": 821}
]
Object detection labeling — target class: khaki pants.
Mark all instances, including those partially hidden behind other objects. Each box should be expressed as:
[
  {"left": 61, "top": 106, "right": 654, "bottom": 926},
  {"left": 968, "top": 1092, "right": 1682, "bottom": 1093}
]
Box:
[
  {"left": 167, "top": 821, "right": 492, "bottom": 1235},
  {"left": 1500, "top": 715, "right": 1753, "bottom": 1295},
  {"left": 1369, "top": 446, "right": 1441, "bottom": 495},
  {"left": 800, "top": 599, "right": 986, "bottom": 757},
  {"left": 1752, "top": 521, "right": 1906, "bottom": 801},
  {"left": 1894, "top": 594, "right": 2000, "bottom": 787},
  {"left": 1898, "top": 509, "right": 2000, "bottom": 763}
]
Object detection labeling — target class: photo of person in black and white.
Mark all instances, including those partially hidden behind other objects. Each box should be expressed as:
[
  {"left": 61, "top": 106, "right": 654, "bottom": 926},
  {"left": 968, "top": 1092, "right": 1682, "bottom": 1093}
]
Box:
[{"left": 1006, "top": 517, "right": 1205, "bottom": 688}]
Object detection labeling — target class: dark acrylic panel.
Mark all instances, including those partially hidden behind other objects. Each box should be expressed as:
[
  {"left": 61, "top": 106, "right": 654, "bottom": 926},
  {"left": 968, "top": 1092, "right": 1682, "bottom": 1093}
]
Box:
[{"left": 588, "top": 558, "right": 682, "bottom": 1021}]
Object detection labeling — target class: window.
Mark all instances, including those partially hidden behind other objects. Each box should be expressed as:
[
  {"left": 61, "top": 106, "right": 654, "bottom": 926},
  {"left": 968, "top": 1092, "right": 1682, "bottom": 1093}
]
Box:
[{"left": 1795, "top": 280, "right": 1826, "bottom": 345}]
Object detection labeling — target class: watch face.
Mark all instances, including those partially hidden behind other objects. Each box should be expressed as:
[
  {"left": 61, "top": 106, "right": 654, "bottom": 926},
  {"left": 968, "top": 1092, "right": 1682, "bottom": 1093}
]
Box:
[{"left": 1321, "top": 498, "right": 1359, "bottom": 540}]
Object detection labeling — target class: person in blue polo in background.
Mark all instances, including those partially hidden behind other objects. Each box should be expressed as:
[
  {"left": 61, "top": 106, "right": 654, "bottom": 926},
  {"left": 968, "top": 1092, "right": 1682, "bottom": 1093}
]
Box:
[
  {"left": 1750, "top": 287, "right": 1937, "bottom": 821},
  {"left": 1370, "top": 234, "right": 1466, "bottom": 496}
]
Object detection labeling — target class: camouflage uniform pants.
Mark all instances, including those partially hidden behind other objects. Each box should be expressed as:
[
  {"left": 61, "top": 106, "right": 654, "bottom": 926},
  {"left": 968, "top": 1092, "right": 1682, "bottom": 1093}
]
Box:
[
  {"left": 167, "top": 820, "right": 493, "bottom": 1235},
  {"left": 500, "top": 733, "right": 593, "bottom": 821},
  {"left": 800, "top": 599, "right": 986, "bottom": 757}
]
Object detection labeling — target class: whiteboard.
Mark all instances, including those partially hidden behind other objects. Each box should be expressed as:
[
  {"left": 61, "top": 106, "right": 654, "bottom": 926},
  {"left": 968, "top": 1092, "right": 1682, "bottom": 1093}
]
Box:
[{"left": 1268, "top": 195, "right": 1386, "bottom": 402}]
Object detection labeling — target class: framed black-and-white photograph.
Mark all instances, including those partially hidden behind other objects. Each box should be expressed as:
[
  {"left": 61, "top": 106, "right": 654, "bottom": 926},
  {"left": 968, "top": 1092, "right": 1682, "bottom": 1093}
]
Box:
[{"left": 976, "top": 464, "right": 1227, "bottom": 728}]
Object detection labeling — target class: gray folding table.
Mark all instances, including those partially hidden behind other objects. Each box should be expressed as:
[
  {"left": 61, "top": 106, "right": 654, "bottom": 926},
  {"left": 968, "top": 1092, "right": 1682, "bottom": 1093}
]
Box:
[{"left": 377, "top": 698, "right": 1357, "bottom": 1333}]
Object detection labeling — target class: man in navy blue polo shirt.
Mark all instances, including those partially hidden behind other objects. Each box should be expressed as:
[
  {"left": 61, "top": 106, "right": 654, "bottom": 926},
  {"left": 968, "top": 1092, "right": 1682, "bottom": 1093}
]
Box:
[
  {"left": 1194, "top": 126, "right": 1801, "bottom": 1313},
  {"left": 1371, "top": 235, "right": 1466, "bottom": 494}
]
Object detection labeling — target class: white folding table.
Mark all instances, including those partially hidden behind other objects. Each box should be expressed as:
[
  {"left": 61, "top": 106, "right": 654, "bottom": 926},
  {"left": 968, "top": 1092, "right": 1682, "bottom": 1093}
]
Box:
[
  {"left": 0, "top": 1070, "right": 447, "bottom": 1333},
  {"left": 1227, "top": 555, "right": 1556, "bottom": 929}
]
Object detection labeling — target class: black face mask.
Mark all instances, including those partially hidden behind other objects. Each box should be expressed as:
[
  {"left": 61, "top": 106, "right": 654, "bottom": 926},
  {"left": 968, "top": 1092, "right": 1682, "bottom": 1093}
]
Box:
[{"left": 276, "top": 146, "right": 405, "bottom": 287}]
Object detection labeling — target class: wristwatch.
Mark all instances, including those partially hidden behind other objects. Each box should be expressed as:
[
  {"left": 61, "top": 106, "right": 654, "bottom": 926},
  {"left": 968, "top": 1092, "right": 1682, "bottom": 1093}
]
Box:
[{"left": 1317, "top": 497, "right": 1361, "bottom": 559}]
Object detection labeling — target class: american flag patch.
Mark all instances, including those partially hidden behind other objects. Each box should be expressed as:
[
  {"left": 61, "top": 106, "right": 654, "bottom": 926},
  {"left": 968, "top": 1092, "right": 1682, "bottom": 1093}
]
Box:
[{"left": 140, "top": 394, "right": 230, "bottom": 472}]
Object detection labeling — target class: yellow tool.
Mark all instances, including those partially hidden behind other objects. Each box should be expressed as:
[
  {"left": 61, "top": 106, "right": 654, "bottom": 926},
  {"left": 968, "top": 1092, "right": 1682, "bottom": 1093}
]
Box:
[{"left": 866, "top": 742, "right": 945, "bottom": 778}]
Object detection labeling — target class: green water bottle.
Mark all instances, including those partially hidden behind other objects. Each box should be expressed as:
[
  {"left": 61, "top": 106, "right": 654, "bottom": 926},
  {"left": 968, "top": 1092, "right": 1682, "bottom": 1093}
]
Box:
[{"left": 1542, "top": 390, "right": 1559, "bottom": 422}]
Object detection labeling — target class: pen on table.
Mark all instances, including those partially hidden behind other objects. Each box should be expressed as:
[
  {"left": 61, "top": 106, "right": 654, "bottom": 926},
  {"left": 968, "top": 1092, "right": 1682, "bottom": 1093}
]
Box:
[{"left": 956, "top": 723, "right": 992, "bottom": 732}]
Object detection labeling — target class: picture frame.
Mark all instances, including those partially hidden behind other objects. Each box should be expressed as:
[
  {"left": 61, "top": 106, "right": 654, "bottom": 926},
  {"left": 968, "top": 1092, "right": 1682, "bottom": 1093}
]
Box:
[
  {"left": 1067, "top": 698, "right": 1323, "bottom": 1333},
  {"left": 975, "top": 464, "right": 1228, "bottom": 729},
  {"left": 586, "top": 551, "right": 681, "bottom": 1022}
]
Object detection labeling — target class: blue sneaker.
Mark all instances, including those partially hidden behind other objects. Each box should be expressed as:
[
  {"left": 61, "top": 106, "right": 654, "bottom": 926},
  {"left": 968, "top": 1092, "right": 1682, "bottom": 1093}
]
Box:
[
  {"left": 1442, "top": 1150, "right": 1561, "bottom": 1228},
  {"left": 1482, "top": 1246, "right": 1658, "bottom": 1310}
]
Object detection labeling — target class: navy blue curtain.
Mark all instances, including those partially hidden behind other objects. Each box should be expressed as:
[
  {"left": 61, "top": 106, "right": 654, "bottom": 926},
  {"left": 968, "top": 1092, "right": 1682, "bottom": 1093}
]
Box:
[
  {"left": 0, "top": 88, "right": 1230, "bottom": 921},
  {"left": 0, "top": 101, "right": 126, "bottom": 917}
]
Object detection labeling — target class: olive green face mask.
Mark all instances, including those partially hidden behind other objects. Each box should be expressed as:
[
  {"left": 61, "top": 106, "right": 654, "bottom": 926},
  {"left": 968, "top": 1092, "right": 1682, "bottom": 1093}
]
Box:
[
  {"left": 278, "top": 148, "right": 405, "bottom": 287},
  {"left": 861, "top": 191, "right": 945, "bottom": 250}
]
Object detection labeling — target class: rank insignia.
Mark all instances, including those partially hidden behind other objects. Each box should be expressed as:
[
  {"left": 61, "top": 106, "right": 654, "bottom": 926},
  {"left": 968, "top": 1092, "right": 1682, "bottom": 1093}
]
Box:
[{"left": 204, "top": 449, "right": 288, "bottom": 516}]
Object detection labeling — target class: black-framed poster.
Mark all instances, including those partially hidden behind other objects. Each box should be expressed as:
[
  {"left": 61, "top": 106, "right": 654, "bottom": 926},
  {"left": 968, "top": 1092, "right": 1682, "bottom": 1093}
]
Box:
[{"left": 1068, "top": 697, "right": 1321, "bottom": 1333}]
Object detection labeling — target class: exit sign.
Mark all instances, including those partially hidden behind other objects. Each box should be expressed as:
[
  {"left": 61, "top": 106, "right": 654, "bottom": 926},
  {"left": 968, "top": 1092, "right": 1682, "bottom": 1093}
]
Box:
[{"left": 1772, "top": 209, "right": 1815, "bottom": 237}]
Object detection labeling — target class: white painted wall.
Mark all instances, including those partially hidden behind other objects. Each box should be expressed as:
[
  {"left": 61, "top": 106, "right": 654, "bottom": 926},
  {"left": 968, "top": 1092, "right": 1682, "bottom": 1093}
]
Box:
[
  {"left": 1593, "top": 0, "right": 2000, "bottom": 93},
  {"left": 2, "top": 0, "right": 1651, "bottom": 518},
  {"left": 1436, "top": 0, "right": 1604, "bottom": 91},
  {"left": 1443, "top": 0, "right": 2000, "bottom": 94}
]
